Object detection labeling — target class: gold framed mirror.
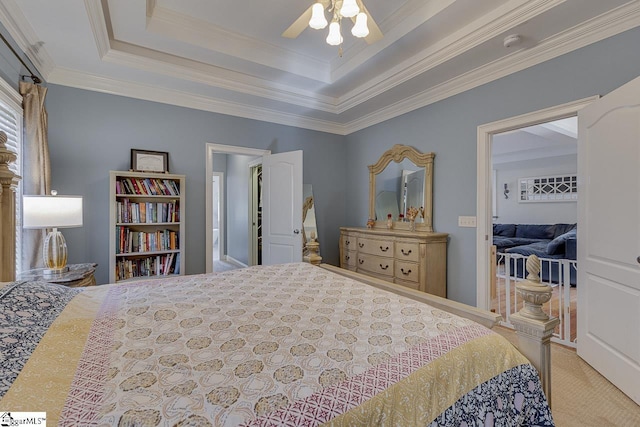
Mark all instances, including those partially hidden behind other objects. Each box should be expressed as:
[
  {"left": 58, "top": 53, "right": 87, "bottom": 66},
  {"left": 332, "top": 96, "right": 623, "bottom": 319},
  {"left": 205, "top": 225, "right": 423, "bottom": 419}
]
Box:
[{"left": 368, "top": 144, "right": 434, "bottom": 232}]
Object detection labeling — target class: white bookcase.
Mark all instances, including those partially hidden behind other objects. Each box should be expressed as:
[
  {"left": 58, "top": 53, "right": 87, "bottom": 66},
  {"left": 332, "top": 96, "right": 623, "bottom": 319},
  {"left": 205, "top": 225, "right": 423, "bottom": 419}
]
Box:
[{"left": 109, "top": 170, "right": 186, "bottom": 283}]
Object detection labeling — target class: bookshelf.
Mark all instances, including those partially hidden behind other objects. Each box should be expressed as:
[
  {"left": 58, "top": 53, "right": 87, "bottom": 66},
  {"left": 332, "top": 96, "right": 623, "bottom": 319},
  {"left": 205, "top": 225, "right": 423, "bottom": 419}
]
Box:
[{"left": 109, "top": 170, "right": 186, "bottom": 283}]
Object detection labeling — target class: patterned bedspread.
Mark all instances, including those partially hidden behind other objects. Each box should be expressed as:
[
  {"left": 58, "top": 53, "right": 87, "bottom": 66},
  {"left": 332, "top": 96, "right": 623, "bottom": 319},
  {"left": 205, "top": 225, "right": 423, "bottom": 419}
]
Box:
[{"left": 0, "top": 263, "right": 554, "bottom": 426}]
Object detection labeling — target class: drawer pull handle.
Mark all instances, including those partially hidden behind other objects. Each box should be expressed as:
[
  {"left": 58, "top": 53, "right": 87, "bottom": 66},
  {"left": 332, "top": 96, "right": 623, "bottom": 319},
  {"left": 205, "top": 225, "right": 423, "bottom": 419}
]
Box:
[
  {"left": 379, "top": 264, "right": 389, "bottom": 270},
  {"left": 401, "top": 249, "right": 412, "bottom": 256},
  {"left": 380, "top": 246, "right": 389, "bottom": 252},
  {"left": 359, "top": 259, "right": 364, "bottom": 265},
  {"left": 359, "top": 243, "right": 364, "bottom": 248},
  {"left": 345, "top": 255, "right": 350, "bottom": 261},
  {"left": 401, "top": 268, "right": 412, "bottom": 276},
  {"left": 345, "top": 240, "right": 350, "bottom": 246}
]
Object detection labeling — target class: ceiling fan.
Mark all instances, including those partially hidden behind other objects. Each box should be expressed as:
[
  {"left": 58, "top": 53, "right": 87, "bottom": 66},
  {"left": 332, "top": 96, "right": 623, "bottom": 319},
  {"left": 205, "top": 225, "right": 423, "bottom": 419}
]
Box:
[{"left": 282, "top": 0, "right": 383, "bottom": 46}]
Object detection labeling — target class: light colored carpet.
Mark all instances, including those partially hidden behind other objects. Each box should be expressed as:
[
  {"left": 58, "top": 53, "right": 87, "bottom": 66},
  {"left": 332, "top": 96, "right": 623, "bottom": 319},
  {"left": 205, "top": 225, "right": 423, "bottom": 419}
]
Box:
[
  {"left": 213, "top": 260, "right": 242, "bottom": 272},
  {"left": 495, "top": 326, "right": 640, "bottom": 426}
]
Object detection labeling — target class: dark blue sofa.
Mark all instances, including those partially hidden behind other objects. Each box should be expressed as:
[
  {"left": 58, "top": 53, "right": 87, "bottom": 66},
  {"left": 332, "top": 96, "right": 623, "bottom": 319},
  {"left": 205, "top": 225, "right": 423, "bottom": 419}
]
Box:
[{"left": 493, "top": 223, "right": 577, "bottom": 285}]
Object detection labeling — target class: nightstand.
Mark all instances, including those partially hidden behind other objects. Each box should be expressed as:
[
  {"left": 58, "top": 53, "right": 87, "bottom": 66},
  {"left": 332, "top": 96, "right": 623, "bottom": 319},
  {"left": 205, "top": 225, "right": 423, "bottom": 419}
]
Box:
[{"left": 18, "top": 263, "right": 98, "bottom": 287}]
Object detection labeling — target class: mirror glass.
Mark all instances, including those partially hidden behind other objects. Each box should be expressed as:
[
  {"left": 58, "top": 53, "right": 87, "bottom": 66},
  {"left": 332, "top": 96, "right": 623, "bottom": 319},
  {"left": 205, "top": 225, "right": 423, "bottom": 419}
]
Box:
[
  {"left": 302, "top": 184, "right": 318, "bottom": 253},
  {"left": 375, "top": 158, "right": 425, "bottom": 223}
]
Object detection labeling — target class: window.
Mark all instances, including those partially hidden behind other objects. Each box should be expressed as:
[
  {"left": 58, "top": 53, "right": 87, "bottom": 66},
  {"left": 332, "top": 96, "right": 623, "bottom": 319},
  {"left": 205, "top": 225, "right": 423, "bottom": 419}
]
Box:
[
  {"left": 519, "top": 174, "right": 577, "bottom": 202},
  {"left": 0, "top": 78, "right": 24, "bottom": 273}
]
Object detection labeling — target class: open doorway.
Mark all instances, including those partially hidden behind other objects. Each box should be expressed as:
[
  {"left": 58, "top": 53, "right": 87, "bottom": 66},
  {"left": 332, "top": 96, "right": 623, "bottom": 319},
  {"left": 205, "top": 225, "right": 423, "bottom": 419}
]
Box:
[
  {"left": 476, "top": 96, "right": 598, "bottom": 347},
  {"left": 490, "top": 117, "right": 578, "bottom": 346},
  {"left": 205, "top": 144, "right": 270, "bottom": 273}
]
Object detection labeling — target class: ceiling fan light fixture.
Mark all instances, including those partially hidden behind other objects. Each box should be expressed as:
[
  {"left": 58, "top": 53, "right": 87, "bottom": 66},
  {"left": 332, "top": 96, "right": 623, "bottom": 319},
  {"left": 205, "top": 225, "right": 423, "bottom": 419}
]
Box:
[
  {"left": 351, "top": 12, "right": 369, "bottom": 38},
  {"left": 309, "top": 2, "right": 328, "bottom": 29},
  {"left": 340, "top": 0, "right": 360, "bottom": 18},
  {"left": 326, "top": 21, "right": 343, "bottom": 46}
]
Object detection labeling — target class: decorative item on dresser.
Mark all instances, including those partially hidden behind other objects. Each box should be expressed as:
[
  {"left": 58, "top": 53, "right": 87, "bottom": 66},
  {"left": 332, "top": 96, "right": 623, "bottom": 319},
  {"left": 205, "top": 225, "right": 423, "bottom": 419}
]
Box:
[
  {"left": 340, "top": 144, "right": 448, "bottom": 297},
  {"left": 108, "top": 170, "right": 185, "bottom": 283}
]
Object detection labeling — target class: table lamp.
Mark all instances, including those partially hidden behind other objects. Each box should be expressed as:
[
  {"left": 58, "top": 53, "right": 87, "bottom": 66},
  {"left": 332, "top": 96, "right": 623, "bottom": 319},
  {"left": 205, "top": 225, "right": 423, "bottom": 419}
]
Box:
[{"left": 23, "top": 191, "right": 83, "bottom": 276}]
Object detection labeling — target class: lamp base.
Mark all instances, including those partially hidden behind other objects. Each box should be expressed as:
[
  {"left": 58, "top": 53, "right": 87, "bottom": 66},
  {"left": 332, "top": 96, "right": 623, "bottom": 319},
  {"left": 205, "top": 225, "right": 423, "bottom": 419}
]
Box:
[
  {"left": 43, "top": 266, "right": 70, "bottom": 277},
  {"left": 43, "top": 228, "right": 69, "bottom": 274}
]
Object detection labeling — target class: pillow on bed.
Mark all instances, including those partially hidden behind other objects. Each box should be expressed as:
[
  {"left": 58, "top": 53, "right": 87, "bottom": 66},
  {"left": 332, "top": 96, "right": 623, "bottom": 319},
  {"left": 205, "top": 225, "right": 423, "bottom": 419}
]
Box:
[
  {"left": 0, "top": 280, "right": 82, "bottom": 398},
  {"left": 546, "top": 228, "right": 577, "bottom": 255}
]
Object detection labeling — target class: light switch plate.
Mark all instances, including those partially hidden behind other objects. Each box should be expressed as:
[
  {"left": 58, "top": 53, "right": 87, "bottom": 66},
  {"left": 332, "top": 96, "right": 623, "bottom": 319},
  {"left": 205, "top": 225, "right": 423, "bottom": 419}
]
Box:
[{"left": 458, "top": 216, "right": 477, "bottom": 227}]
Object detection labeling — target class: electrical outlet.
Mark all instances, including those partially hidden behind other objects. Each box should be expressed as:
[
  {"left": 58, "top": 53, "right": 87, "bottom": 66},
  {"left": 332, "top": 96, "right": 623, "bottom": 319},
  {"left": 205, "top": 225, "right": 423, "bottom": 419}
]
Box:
[{"left": 458, "top": 216, "right": 477, "bottom": 227}]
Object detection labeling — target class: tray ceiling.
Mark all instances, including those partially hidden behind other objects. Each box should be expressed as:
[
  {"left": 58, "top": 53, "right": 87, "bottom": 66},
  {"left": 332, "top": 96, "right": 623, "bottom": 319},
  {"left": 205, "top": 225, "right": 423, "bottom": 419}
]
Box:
[{"left": 1, "top": 0, "right": 638, "bottom": 134}]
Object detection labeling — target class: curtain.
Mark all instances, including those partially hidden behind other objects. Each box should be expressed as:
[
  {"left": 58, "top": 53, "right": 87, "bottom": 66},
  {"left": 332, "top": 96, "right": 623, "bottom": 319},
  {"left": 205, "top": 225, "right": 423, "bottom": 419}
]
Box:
[{"left": 19, "top": 81, "right": 50, "bottom": 270}]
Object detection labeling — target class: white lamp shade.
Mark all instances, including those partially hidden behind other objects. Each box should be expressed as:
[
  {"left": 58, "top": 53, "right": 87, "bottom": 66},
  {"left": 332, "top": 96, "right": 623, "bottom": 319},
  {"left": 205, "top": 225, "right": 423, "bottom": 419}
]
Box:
[
  {"left": 340, "top": 0, "right": 360, "bottom": 18},
  {"left": 23, "top": 195, "right": 83, "bottom": 229},
  {"left": 352, "top": 12, "right": 369, "bottom": 38},
  {"left": 309, "top": 3, "right": 328, "bottom": 29},
  {"left": 326, "top": 21, "right": 343, "bottom": 46}
]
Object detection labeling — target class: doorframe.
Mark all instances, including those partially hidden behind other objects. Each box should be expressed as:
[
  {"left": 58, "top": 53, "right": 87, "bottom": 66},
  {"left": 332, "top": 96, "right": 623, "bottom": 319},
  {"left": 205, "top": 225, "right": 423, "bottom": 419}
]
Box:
[
  {"left": 205, "top": 143, "right": 270, "bottom": 273},
  {"left": 247, "top": 158, "right": 262, "bottom": 266},
  {"left": 475, "top": 96, "right": 598, "bottom": 309},
  {"left": 211, "top": 171, "right": 224, "bottom": 262}
]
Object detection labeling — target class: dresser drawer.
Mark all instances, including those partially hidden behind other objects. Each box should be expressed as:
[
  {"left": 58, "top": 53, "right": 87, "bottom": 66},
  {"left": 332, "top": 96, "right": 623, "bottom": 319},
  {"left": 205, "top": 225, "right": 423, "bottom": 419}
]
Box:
[
  {"left": 341, "top": 234, "right": 357, "bottom": 252},
  {"left": 395, "top": 260, "right": 420, "bottom": 284},
  {"left": 342, "top": 250, "right": 357, "bottom": 269},
  {"left": 357, "top": 253, "right": 394, "bottom": 277},
  {"left": 358, "top": 238, "right": 394, "bottom": 257},
  {"left": 395, "top": 241, "right": 420, "bottom": 263}
]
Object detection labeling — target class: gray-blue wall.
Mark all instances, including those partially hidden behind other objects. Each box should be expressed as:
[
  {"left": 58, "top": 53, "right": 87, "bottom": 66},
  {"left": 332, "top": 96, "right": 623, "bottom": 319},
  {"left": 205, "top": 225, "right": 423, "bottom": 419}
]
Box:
[
  {"left": 344, "top": 26, "right": 640, "bottom": 305},
  {"left": 5, "top": 25, "right": 640, "bottom": 304},
  {"left": 45, "top": 86, "right": 347, "bottom": 284},
  {"left": 226, "top": 154, "right": 259, "bottom": 265}
]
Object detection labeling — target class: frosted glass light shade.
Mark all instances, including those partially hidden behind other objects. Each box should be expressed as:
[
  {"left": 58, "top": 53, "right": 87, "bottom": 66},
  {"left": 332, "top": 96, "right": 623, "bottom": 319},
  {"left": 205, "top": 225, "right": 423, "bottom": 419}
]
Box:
[
  {"left": 340, "top": 0, "right": 360, "bottom": 18},
  {"left": 352, "top": 12, "right": 369, "bottom": 38},
  {"left": 309, "top": 3, "right": 328, "bottom": 29},
  {"left": 23, "top": 195, "right": 83, "bottom": 229},
  {"left": 326, "top": 21, "right": 343, "bottom": 46}
]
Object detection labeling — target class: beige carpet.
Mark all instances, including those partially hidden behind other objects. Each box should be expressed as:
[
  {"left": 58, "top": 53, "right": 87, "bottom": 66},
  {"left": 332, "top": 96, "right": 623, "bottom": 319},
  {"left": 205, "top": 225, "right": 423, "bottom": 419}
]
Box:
[
  {"left": 212, "top": 259, "right": 242, "bottom": 272},
  {"left": 495, "top": 326, "right": 640, "bottom": 426}
]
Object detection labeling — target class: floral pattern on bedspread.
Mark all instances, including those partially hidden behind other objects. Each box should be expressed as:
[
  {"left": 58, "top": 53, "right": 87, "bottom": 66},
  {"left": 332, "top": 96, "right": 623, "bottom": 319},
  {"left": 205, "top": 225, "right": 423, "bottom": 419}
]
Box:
[
  {"left": 0, "top": 281, "right": 82, "bottom": 398},
  {"left": 57, "top": 263, "right": 552, "bottom": 426},
  {"left": 429, "top": 364, "right": 554, "bottom": 427}
]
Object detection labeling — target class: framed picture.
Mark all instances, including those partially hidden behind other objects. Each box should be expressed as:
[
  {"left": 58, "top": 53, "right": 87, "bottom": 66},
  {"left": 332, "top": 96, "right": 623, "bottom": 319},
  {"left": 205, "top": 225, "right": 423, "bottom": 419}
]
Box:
[{"left": 130, "top": 149, "right": 169, "bottom": 173}]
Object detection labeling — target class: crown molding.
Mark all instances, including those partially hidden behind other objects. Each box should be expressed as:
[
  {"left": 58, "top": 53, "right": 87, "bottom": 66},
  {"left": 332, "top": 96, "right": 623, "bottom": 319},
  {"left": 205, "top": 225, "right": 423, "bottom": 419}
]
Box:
[
  {"left": 344, "top": 1, "right": 640, "bottom": 133},
  {"left": 83, "top": 1, "right": 339, "bottom": 113},
  {"left": 3, "top": 0, "right": 638, "bottom": 137},
  {"left": 146, "top": 2, "right": 331, "bottom": 83},
  {"left": 331, "top": 0, "right": 458, "bottom": 82},
  {"left": 47, "top": 67, "right": 348, "bottom": 135},
  {"left": 85, "top": 0, "right": 111, "bottom": 59},
  {"left": 0, "top": 0, "right": 56, "bottom": 79},
  {"left": 104, "top": 40, "right": 339, "bottom": 113},
  {"left": 336, "top": 0, "right": 564, "bottom": 113}
]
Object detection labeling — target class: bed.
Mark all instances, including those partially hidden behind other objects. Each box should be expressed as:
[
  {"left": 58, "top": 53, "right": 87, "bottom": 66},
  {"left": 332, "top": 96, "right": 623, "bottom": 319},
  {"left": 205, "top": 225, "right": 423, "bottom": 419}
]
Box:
[{"left": 1, "top": 262, "right": 554, "bottom": 426}]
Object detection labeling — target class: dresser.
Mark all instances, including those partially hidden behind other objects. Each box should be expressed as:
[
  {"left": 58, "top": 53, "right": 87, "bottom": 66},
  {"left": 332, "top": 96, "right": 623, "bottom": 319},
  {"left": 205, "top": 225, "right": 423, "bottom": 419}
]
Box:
[{"left": 340, "top": 227, "right": 448, "bottom": 297}]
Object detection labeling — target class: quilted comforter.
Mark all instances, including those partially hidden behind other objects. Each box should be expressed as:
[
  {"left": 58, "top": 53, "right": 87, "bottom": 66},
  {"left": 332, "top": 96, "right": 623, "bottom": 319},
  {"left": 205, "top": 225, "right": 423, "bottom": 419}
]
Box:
[{"left": 0, "top": 262, "right": 553, "bottom": 426}]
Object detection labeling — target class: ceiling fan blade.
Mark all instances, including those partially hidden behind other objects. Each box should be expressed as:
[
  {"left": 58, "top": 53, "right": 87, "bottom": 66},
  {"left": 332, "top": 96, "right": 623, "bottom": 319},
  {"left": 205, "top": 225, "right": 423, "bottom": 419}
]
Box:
[
  {"left": 357, "top": 1, "right": 383, "bottom": 44},
  {"left": 282, "top": 0, "right": 331, "bottom": 39},
  {"left": 282, "top": 5, "right": 314, "bottom": 39}
]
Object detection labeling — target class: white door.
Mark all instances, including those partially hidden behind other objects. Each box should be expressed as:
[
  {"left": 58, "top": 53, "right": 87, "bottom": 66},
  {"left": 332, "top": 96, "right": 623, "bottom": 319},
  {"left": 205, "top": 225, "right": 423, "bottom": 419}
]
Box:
[
  {"left": 262, "top": 150, "right": 303, "bottom": 264},
  {"left": 577, "top": 75, "right": 640, "bottom": 405}
]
